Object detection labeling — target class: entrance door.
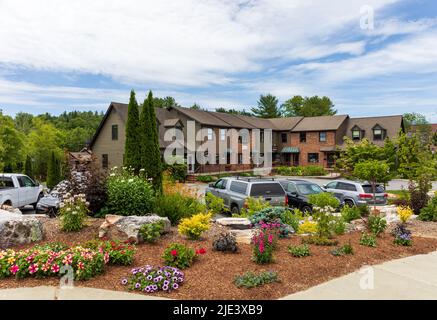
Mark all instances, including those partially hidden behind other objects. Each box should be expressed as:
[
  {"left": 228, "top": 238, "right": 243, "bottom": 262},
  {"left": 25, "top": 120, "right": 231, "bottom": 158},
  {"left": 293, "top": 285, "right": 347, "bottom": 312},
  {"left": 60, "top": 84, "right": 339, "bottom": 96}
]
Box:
[
  {"left": 327, "top": 153, "right": 335, "bottom": 168},
  {"left": 292, "top": 154, "right": 299, "bottom": 166},
  {"left": 187, "top": 154, "right": 195, "bottom": 174}
]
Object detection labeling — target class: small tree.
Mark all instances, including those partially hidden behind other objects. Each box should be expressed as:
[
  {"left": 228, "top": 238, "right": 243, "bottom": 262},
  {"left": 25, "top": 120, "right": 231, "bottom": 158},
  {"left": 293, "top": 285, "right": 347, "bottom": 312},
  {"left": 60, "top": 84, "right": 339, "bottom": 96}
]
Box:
[
  {"left": 353, "top": 160, "right": 391, "bottom": 210},
  {"left": 24, "top": 155, "right": 33, "bottom": 179},
  {"left": 124, "top": 90, "right": 142, "bottom": 172},
  {"left": 47, "top": 151, "right": 61, "bottom": 189}
]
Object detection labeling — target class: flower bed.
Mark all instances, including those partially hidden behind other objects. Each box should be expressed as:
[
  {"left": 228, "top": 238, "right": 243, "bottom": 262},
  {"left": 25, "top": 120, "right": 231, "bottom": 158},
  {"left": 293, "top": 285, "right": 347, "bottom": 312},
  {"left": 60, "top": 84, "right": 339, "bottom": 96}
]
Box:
[
  {"left": 0, "top": 240, "right": 135, "bottom": 281},
  {"left": 122, "top": 265, "right": 184, "bottom": 293}
]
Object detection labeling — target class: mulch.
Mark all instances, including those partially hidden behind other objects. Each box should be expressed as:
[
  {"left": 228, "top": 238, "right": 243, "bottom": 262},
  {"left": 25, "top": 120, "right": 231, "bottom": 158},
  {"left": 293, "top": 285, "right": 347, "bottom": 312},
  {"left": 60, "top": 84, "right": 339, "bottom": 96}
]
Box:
[{"left": 1, "top": 217, "right": 437, "bottom": 300}]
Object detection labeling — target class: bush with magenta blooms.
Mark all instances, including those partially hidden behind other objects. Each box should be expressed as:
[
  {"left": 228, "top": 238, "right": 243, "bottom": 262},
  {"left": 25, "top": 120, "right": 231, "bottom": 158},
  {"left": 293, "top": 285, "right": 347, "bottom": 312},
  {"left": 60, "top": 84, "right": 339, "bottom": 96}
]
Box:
[
  {"left": 121, "top": 265, "right": 184, "bottom": 293},
  {"left": 251, "top": 222, "right": 280, "bottom": 264}
]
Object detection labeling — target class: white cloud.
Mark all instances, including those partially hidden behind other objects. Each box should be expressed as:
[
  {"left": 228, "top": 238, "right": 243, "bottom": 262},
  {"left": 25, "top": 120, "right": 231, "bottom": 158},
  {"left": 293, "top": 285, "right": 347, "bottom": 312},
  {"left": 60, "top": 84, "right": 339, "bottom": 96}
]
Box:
[{"left": 0, "top": 0, "right": 398, "bottom": 87}]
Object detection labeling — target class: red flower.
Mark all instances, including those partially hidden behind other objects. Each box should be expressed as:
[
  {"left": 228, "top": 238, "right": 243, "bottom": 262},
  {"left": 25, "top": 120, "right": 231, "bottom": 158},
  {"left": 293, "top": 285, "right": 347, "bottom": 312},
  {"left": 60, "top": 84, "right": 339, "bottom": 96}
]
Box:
[
  {"left": 196, "top": 248, "right": 206, "bottom": 255},
  {"left": 170, "top": 250, "right": 178, "bottom": 257}
]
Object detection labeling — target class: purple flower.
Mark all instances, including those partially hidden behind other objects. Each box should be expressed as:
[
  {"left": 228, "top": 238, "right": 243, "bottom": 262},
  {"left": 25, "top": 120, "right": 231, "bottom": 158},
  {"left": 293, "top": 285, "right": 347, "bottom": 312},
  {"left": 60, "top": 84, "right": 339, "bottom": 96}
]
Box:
[
  {"left": 152, "top": 285, "right": 158, "bottom": 290},
  {"left": 135, "top": 283, "right": 141, "bottom": 289},
  {"left": 154, "top": 277, "right": 159, "bottom": 283},
  {"left": 121, "top": 279, "right": 128, "bottom": 285},
  {"left": 172, "top": 283, "right": 179, "bottom": 290},
  {"left": 146, "top": 275, "right": 153, "bottom": 281},
  {"left": 162, "top": 285, "right": 169, "bottom": 291},
  {"left": 163, "top": 280, "right": 170, "bottom": 286}
]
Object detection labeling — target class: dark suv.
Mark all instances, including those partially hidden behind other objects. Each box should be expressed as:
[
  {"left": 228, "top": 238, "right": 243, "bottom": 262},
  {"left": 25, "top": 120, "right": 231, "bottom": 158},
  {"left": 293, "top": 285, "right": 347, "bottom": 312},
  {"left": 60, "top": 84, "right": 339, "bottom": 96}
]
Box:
[{"left": 279, "top": 179, "right": 342, "bottom": 213}]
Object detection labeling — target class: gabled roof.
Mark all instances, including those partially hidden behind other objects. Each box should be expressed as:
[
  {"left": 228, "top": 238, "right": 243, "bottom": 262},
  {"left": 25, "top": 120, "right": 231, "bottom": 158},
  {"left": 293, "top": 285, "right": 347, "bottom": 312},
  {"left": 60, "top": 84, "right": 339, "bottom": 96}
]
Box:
[
  {"left": 292, "top": 115, "right": 349, "bottom": 132},
  {"left": 343, "top": 115, "right": 405, "bottom": 145},
  {"left": 164, "top": 118, "right": 182, "bottom": 127},
  {"left": 268, "top": 117, "right": 303, "bottom": 131},
  {"left": 172, "top": 107, "right": 232, "bottom": 127}
]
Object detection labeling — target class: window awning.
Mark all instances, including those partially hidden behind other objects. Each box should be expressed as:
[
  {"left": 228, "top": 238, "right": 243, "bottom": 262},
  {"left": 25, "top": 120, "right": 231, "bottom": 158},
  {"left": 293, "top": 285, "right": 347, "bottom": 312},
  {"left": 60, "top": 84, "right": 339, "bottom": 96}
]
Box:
[{"left": 281, "top": 147, "right": 299, "bottom": 153}]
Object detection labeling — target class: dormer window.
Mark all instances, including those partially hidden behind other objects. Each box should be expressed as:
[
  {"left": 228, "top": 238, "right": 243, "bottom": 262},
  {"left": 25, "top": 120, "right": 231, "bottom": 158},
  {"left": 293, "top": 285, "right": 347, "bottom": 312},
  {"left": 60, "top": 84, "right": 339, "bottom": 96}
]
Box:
[
  {"left": 351, "top": 125, "right": 362, "bottom": 141},
  {"left": 373, "top": 124, "right": 386, "bottom": 141}
]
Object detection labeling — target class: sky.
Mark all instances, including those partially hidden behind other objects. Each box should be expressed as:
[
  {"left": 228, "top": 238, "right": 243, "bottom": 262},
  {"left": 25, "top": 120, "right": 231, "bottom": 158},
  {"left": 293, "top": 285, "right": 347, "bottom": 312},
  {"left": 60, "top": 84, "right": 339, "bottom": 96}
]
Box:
[{"left": 0, "top": 0, "right": 436, "bottom": 121}]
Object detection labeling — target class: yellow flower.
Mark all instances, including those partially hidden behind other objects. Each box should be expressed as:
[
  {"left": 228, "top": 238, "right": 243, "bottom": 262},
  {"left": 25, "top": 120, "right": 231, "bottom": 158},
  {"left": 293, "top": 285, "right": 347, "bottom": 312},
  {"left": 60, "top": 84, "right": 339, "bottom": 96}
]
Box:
[
  {"left": 397, "top": 206, "right": 413, "bottom": 224},
  {"left": 297, "top": 220, "right": 318, "bottom": 234},
  {"left": 7, "top": 257, "right": 15, "bottom": 265}
]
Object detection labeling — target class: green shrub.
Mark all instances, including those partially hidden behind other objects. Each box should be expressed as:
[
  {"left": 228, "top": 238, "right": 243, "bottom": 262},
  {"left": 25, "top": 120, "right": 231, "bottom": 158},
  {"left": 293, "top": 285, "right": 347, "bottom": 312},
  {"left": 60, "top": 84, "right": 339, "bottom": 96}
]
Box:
[
  {"left": 205, "top": 192, "right": 229, "bottom": 215},
  {"left": 166, "top": 163, "right": 187, "bottom": 182},
  {"left": 249, "top": 207, "right": 294, "bottom": 238},
  {"left": 301, "top": 165, "right": 327, "bottom": 176},
  {"left": 106, "top": 167, "right": 155, "bottom": 216},
  {"left": 360, "top": 233, "right": 377, "bottom": 247},
  {"left": 251, "top": 225, "right": 278, "bottom": 264},
  {"left": 162, "top": 243, "right": 196, "bottom": 269},
  {"left": 418, "top": 196, "right": 437, "bottom": 222},
  {"left": 392, "top": 223, "right": 412, "bottom": 246},
  {"left": 358, "top": 205, "right": 370, "bottom": 217},
  {"left": 332, "top": 217, "right": 346, "bottom": 235},
  {"left": 197, "top": 175, "right": 214, "bottom": 183},
  {"left": 331, "top": 242, "right": 354, "bottom": 256},
  {"left": 212, "top": 231, "right": 238, "bottom": 253},
  {"left": 367, "top": 215, "right": 387, "bottom": 237},
  {"left": 409, "top": 178, "right": 431, "bottom": 215},
  {"left": 341, "top": 206, "right": 361, "bottom": 223},
  {"left": 301, "top": 236, "right": 339, "bottom": 246},
  {"left": 155, "top": 193, "right": 205, "bottom": 224},
  {"left": 281, "top": 208, "right": 305, "bottom": 233},
  {"left": 288, "top": 244, "right": 311, "bottom": 257},
  {"left": 234, "top": 271, "right": 279, "bottom": 288},
  {"left": 239, "top": 197, "right": 271, "bottom": 217},
  {"left": 308, "top": 192, "right": 340, "bottom": 209},
  {"left": 59, "top": 193, "right": 89, "bottom": 232},
  {"left": 138, "top": 221, "right": 165, "bottom": 243}
]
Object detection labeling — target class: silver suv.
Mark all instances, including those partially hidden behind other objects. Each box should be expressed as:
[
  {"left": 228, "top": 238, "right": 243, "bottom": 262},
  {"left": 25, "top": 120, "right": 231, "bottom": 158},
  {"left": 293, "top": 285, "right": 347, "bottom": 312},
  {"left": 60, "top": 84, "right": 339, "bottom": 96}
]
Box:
[
  {"left": 323, "top": 180, "right": 388, "bottom": 207},
  {"left": 205, "top": 177, "right": 286, "bottom": 215}
]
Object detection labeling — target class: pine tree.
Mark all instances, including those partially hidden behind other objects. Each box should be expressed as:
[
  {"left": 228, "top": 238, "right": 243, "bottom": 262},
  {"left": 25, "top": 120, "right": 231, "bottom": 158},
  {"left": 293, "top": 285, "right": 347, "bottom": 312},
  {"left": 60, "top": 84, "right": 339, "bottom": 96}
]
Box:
[
  {"left": 124, "top": 90, "right": 142, "bottom": 172},
  {"left": 47, "top": 151, "right": 61, "bottom": 189},
  {"left": 24, "top": 155, "right": 33, "bottom": 179},
  {"left": 141, "top": 91, "right": 163, "bottom": 193}
]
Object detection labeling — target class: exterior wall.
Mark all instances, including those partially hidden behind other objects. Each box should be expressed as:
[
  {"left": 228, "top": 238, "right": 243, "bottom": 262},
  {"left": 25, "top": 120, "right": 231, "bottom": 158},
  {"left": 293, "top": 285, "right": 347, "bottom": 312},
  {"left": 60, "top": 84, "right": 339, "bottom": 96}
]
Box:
[
  {"left": 289, "top": 131, "right": 336, "bottom": 168},
  {"left": 92, "top": 108, "right": 126, "bottom": 170}
]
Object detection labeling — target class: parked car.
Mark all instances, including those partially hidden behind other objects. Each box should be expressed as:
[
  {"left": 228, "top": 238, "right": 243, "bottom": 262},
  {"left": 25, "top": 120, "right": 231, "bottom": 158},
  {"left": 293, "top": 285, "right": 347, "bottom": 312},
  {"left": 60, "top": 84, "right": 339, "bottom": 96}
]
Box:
[
  {"left": 36, "top": 180, "right": 70, "bottom": 217},
  {"left": 0, "top": 174, "right": 44, "bottom": 209},
  {"left": 205, "top": 176, "right": 286, "bottom": 214},
  {"left": 279, "top": 179, "right": 343, "bottom": 213},
  {"left": 322, "top": 180, "right": 388, "bottom": 207}
]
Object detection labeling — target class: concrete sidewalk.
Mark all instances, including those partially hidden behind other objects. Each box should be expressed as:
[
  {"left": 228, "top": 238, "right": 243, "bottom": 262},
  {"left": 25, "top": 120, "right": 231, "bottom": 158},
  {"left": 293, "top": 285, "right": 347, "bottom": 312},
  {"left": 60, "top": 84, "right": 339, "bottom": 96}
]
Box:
[
  {"left": 0, "top": 286, "right": 169, "bottom": 300},
  {"left": 281, "top": 251, "right": 437, "bottom": 300}
]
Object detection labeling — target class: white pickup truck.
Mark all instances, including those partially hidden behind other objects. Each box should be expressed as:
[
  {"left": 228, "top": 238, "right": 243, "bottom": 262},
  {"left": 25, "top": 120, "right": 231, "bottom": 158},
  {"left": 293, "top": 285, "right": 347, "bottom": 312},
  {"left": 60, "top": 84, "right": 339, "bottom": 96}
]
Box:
[{"left": 0, "top": 174, "right": 44, "bottom": 209}]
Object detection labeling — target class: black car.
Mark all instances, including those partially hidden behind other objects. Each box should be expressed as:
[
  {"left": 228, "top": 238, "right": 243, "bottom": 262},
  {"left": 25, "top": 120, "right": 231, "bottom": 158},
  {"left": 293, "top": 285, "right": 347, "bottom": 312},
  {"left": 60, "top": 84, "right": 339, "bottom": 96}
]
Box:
[{"left": 279, "top": 179, "right": 342, "bottom": 213}]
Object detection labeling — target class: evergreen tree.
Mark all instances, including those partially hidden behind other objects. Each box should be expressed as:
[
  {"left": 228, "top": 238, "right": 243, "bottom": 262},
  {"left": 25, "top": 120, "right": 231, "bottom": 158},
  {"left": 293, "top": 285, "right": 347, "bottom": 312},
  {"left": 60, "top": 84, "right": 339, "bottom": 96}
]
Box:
[
  {"left": 124, "top": 90, "right": 142, "bottom": 171},
  {"left": 141, "top": 91, "right": 163, "bottom": 193},
  {"left": 47, "top": 151, "right": 61, "bottom": 189},
  {"left": 24, "top": 155, "right": 33, "bottom": 179},
  {"left": 251, "top": 94, "right": 282, "bottom": 118}
]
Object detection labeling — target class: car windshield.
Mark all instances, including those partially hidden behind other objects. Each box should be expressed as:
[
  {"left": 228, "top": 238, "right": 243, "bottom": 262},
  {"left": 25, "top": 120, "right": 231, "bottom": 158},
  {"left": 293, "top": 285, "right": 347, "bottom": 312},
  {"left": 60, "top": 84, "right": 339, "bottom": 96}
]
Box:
[
  {"left": 362, "top": 185, "right": 385, "bottom": 194},
  {"left": 296, "top": 183, "right": 323, "bottom": 195}
]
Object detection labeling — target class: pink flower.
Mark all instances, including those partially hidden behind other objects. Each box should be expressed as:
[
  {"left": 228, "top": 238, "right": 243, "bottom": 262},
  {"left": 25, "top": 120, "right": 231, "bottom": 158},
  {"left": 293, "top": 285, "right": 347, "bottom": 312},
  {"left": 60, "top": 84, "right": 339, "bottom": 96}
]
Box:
[
  {"left": 104, "top": 252, "right": 110, "bottom": 264},
  {"left": 62, "top": 254, "right": 73, "bottom": 265},
  {"left": 77, "top": 262, "right": 84, "bottom": 270},
  {"left": 268, "top": 234, "right": 273, "bottom": 244},
  {"left": 51, "top": 264, "right": 60, "bottom": 273},
  {"left": 259, "top": 242, "right": 265, "bottom": 254},
  {"left": 28, "top": 263, "right": 39, "bottom": 274},
  {"left": 42, "top": 263, "right": 50, "bottom": 272},
  {"left": 9, "top": 264, "right": 19, "bottom": 275},
  {"left": 25, "top": 255, "right": 34, "bottom": 263}
]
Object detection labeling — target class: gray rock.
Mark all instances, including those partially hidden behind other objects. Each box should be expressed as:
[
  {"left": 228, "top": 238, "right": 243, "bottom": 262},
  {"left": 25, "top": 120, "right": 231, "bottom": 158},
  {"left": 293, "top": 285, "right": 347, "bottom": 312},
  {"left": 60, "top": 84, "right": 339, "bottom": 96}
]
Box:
[
  {"left": 215, "top": 217, "right": 251, "bottom": 230},
  {"left": 0, "top": 211, "right": 44, "bottom": 248},
  {"left": 229, "top": 229, "right": 256, "bottom": 244},
  {"left": 98, "top": 214, "right": 171, "bottom": 243}
]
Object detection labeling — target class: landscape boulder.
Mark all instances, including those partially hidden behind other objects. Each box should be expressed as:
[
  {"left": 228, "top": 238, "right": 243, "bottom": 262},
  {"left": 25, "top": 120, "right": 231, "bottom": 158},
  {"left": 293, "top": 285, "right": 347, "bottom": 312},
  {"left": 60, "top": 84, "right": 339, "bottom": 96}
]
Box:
[
  {"left": 215, "top": 217, "right": 251, "bottom": 230},
  {"left": 0, "top": 211, "right": 44, "bottom": 248},
  {"left": 98, "top": 214, "right": 171, "bottom": 243}
]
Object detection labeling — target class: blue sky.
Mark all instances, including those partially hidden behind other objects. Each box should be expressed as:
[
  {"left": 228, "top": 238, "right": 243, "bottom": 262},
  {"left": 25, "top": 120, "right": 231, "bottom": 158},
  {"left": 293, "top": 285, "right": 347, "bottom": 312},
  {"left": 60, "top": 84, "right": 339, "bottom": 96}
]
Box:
[{"left": 0, "top": 0, "right": 436, "bottom": 121}]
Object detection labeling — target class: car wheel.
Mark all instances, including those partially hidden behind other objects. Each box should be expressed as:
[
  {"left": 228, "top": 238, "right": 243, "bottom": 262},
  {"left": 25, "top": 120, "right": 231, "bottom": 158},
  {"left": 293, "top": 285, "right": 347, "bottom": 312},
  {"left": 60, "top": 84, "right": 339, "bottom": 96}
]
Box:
[
  {"left": 344, "top": 199, "right": 355, "bottom": 207},
  {"left": 231, "top": 205, "right": 239, "bottom": 215},
  {"left": 301, "top": 205, "right": 312, "bottom": 213}
]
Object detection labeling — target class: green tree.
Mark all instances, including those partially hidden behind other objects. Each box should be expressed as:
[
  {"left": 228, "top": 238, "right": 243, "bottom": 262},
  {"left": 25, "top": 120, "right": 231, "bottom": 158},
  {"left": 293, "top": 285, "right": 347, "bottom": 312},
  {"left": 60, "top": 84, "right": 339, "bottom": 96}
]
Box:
[
  {"left": 215, "top": 107, "right": 252, "bottom": 116},
  {"left": 251, "top": 94, "right": 282, "bottom": 118},
  {"left": 335, "top": 138, "right": 387, "bottom": 176},
  {"left": 403, "top": 112, "right": 432, "bottom": 147},
  {"left": 0, "top": 111, "right": 26, "bottom": 172},
  {"left": 282, "top": 95, "right": 337, "bottom": 117},
  {"left": 124, "top": 90, "right": 142, "bottom": 171},
  {"left": 47, "top": 151, "right": 62, "bottom": 189},
  {"left": 141, "top": 91, "right": 163, "bottom": 193},
  {"left": 395, "top": 132, "right": 423, "bottom": 179},
  {"left": 190, "top": 103, "right": 201, "bottom": 110},
  {"left": 24, "top": 155, "right": 33, "bottom": 179},
  {"left": 14, "top": 112, "right": 34, "bottom": 134},
  {"left": 353, "top": 160, "right": 391, "bottom": 209},
  {"left": 154, "top": 96, "right": 180, "bottom": 108},
  {"left": 27, "top": 118, "right": 65, "bottom": 180}
]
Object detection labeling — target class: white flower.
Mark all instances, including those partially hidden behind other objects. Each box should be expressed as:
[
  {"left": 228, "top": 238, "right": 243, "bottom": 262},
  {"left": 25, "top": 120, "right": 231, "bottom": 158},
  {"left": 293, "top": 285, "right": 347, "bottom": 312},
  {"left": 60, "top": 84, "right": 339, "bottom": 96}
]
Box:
[
  {"left": 110, "top": 173, "right": 115, "bottom": 177},
  {"left": 128, "top": 179, "right": 134, "bottom": 183}
]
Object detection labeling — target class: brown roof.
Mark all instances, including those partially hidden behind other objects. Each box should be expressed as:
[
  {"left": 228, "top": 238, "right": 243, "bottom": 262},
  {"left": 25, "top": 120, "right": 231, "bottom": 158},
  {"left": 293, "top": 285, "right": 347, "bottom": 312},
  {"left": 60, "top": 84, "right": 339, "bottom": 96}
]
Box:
[
  {"left": 163, "top": 119, "right": 181, "bottom": 127},
  {"left": 343, "top": 115, "right": 404, "bottom": 146},
  {"left": 209, "top": 111, "right": 257, "bottom": 129},
  {"left": 292, "top": 115, "right": 349, "bottom": 132},
  {"left": 172, "top": 107, "right": 232, "bottom": 127},
  {"left": 268, "top": 117, "right": 303, "bottom": 131}
]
